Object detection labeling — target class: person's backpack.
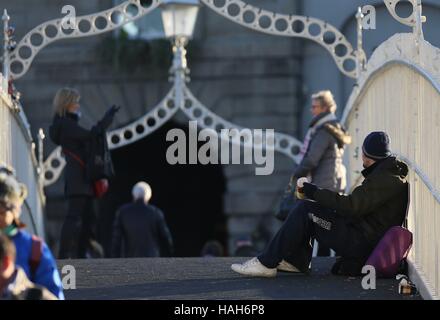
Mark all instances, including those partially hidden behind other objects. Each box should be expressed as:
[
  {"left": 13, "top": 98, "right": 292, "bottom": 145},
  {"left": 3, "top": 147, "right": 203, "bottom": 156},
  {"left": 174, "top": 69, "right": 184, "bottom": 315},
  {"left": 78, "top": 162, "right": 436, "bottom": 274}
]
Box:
[
  {"left": 365, "top": 184, "right": 413, "bottom": 278},
  {"left": 29, "top": 235, "right": 43, "bottom": 282}
]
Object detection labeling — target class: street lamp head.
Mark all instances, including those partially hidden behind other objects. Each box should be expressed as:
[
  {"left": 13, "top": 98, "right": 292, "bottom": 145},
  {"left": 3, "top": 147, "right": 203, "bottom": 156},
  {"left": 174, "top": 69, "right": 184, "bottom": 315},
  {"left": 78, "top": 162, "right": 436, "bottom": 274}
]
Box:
[{"left": 160, "top": 0, "right": 200, "bottom": 41}]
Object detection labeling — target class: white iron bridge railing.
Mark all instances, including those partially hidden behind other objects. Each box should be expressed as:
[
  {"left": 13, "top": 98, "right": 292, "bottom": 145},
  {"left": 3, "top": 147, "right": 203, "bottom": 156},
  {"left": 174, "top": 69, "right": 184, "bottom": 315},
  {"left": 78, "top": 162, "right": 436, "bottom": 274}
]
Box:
[
  {"left": 342, "top": 33, "right": 440, "bottom": 300},
  {"left": 0, "top": 74, "right": 45, "bottom": 237}
]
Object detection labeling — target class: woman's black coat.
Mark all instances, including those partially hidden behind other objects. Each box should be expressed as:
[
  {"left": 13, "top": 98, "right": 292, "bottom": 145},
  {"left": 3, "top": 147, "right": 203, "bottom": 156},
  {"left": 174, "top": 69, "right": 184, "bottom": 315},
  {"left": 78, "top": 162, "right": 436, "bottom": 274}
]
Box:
[{"left": 49, "top": 112, "right": 113, "bottom": 197}]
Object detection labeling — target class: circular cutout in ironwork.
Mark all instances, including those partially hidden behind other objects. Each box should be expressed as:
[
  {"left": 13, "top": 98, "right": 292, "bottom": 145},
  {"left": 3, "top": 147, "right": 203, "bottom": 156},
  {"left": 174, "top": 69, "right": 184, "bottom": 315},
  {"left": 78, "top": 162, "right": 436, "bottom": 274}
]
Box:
[
  {"left": 395, "top": 0, "right": 414, "bottom": 19},
  {"left": 308, "top": 23, "right": 321, "bottom": 37},
  {"left": 166, "top": 99, "right": 175, "bottom": 109},
  {"left": 335, "top": 43, "right": 348, "bottom": 57},
  {"left": 111, "top": 11, "right": 123, "bottom": 25},
  {"left": 10, "top": 61, "right": 24, "bottom": 74},
  {"left": 140, "top": 0, "right": 153, "bottom": 8},
  {"left": 45, "top": 24, "right": 58, "bottom": 38},
  {"left": 78, "top": 19, "right": 92, "bottom": 33},
  {"left": 125, "top": 3, "right": 140, "bottom": 18},
  {"left": 204, "top": 116, "right": 213, "bottom": 126},
  {"left": 258, "top": 15, "right": 272, "bottom": 29},
  {"left": 323, "top": 31, "right": 336, "bottom": 44},
  {"left": 227, "top": 3, "right": 240, "bottom": 17},
  {"left": 30, "top": 33, "right": 43, "bottom": 46},
  {"left": 18, "top": 46, "right": 32, "bottom": 60},
  {"left": 147, "top": 117, "right": 156, "bottom": 127},
  {"left": 243, "top": 10, "right": 256, "bottom": 24},
  {"left": 343, "top": 58, "right": 356, "bottom": 73},
  {"left": 111, "top": 135, "right": 120, "bottom": 145},
  {"left": 124, "top": 130, "right": 133, "bottom": 140},
  {"left": 193, "top": 108, "right": 202, "bottom": 118},
  {"left": 44, "top": 171, "right": 54, "bottom": 180},
  {"left": 51, "top": 159, "right": 61, "bottom": 168},
  {"left": 136, "top": 124, "right": 145, "bottom": 134},
  {"left": 292, "top": 20, "right": 305, "bottom": 33},
  {"left": 95, "top": 16, "right": 108, "bottom": 30},
  {"left": 184, "top": 99, "right": 193, "bottom": 109},
  {"left": 279, "top": 139, "right": 289, "bottom": 149},
  {"left": 291, "top": 145, "right": 301, "bottom": 155},
  {"left": 213, "top": 0, "right": 226, "bottom": 8},
  {"left": 275, "top": 18, "right": 288, "bottom": 32},
  {"left": 158, "top": 108, "right": 167, "bottom": 119}
]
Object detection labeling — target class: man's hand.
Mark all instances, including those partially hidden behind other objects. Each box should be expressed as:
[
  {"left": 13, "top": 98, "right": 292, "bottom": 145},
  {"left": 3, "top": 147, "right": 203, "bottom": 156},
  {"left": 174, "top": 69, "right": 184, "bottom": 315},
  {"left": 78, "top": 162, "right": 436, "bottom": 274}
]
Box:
[{"left": 303, "top": 182, "right": 318, "bottom": 200}]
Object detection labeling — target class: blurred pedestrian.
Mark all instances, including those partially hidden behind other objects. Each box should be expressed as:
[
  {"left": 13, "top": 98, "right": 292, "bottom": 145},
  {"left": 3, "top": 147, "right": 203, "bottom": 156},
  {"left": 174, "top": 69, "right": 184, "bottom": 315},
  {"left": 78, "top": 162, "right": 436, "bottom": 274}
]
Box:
[
  {"left": 201, "top": 240, "right": 224, "bottom": 257},
  {"left": 290, "top": 90, "right": 351, "bottom": 255},
  {"left": 0, "top": 164, "right": 64, "bottom": 299},
  {"left": 234, "top": 238, "right": 258, "bottom": 257},
  {"left": 0, "top": 232, "right": 57, "bottom": 300},
  {"left": 49, "top": 87, "right": 120, "bottom": 259},
  {"left": 112, "top": 182, "right": 173, "bottom": 258}
]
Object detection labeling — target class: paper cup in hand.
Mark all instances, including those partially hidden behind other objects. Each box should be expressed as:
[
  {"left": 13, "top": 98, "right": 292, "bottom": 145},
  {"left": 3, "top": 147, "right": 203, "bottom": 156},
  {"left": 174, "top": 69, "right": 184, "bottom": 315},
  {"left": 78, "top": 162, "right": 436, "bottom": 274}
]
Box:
[{"left": 296, "top": 177, "right": 309, "bottom": 199}]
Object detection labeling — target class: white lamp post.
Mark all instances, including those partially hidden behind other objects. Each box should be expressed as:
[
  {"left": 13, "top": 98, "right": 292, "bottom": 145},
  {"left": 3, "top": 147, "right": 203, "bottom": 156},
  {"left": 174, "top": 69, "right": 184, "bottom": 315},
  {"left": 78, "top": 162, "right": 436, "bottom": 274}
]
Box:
[
  {"left": 161, "top": 0, "right": 200, "bottom": 42},
  {"left": 160, "top": 0, "right": 200, "bottom": 109}
]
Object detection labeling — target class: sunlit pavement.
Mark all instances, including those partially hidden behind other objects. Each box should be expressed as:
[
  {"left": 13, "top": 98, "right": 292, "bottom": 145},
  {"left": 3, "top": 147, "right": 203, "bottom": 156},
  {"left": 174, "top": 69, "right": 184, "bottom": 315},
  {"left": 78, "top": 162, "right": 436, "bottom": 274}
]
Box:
[{"left": 57, "top": 257, "right": 421, "bottom": 300}]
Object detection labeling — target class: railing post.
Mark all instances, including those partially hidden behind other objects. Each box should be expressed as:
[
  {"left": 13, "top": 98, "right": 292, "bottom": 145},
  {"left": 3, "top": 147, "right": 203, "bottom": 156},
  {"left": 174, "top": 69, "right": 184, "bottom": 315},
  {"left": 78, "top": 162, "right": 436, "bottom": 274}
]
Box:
[
  {"left": 2, "top": 9, "right": 10, "bottom": 82},
  {"left": 355, "top": 7, "right": 366, "bottom": 82},
  {"left": 413, "top": 0, "right": 426, "bottom": 40},
  {"left": 38, "top": 128, "right": 46, "bottom": 187},
  {"left": 170, "top": 36, "right": 190, "bottom": 111}
]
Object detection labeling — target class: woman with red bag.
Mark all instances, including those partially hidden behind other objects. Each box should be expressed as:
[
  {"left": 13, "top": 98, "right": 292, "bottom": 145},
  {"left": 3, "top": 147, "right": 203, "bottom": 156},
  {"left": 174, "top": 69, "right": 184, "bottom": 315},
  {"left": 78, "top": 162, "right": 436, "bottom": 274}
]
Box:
[{"left": 49, "top": 88, "right": 120, "bottom": 259}]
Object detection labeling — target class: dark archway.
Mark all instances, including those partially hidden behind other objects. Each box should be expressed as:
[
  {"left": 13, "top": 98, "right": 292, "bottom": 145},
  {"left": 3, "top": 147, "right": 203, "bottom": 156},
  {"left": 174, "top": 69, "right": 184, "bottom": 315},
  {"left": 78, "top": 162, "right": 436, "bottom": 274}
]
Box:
[{"left": 97, "top": 120, "right": 227, "bottom": 257}]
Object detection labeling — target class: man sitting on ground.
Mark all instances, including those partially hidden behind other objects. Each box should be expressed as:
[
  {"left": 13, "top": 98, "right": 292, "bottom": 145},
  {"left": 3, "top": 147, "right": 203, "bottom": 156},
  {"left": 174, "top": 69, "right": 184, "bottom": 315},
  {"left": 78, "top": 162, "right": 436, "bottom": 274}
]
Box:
[{"left": 231, "top": 131, "right": 409, "bottom": 277}]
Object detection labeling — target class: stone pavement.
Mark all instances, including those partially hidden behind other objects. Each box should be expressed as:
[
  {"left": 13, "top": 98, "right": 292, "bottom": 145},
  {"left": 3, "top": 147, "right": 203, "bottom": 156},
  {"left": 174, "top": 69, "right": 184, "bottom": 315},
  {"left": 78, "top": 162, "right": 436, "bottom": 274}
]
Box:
[{"left": 57, "top": 257, "right": 421, "bottom": 300}]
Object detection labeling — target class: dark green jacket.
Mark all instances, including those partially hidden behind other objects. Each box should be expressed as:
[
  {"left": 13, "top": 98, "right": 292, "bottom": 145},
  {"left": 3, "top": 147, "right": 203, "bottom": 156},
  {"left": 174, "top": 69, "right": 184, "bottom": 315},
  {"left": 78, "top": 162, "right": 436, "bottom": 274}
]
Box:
[{"left": 314, "top": 156, "right": 409, "bottom": 244}]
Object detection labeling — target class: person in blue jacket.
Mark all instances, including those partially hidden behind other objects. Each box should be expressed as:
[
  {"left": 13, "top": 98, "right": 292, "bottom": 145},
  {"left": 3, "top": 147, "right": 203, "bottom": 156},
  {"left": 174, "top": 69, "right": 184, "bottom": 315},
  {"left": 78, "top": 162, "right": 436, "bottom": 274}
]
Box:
[{"left": 0, "top": 164, "right": 64, "bottom": 299}]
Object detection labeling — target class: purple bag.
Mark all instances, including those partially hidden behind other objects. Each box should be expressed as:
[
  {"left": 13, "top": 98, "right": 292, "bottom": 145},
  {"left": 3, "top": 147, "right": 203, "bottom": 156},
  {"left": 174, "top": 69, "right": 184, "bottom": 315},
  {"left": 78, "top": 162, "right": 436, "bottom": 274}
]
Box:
[{"left": 365, "top": 226, "right": 413, "bottom": 278}]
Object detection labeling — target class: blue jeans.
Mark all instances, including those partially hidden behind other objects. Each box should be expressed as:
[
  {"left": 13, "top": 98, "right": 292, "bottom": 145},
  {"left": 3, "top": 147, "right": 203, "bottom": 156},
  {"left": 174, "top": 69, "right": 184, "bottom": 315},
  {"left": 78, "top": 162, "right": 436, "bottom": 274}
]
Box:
[{"left": 258, "top": 200, "right": 372, "bottom": 271}]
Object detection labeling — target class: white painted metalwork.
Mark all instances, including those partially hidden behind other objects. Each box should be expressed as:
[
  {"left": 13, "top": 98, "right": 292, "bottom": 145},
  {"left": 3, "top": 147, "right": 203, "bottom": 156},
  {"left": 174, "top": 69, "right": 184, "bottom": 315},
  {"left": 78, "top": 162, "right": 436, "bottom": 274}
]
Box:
[
  {"left": 199, "top": 0, "right": 357, "bottom": 78},
  {"left": 181, "top": 84, "right": 303, "bottom": 163},
  {"left": 5, "top": 0, "right": 430, "bottom": 82},
  {"left": 107, "top": 88, "right": 178, "bottom": 149},
  {"left": 355, "top": 7, "right": 367, "bottom": 80},
  {"left": 2, "top": 9, "right": 11, "bottom": 81},
  {"left": 7, "top": 0, "right": 161, "bottom": 80},
  {"left": 42, "top": 146, "right": 65, "bottom": 187},
  {"left": 342, "top": 32, "right": 440, "bottom": 300},
  {"left": 0, "top": 75, "right": 45, "bottom": 237},
  {"left": 384, "top": 0, "right": 418, "bottom": 27},
  {"left": 43, "top": 84, "right": 303, "bottom": 185},
  {"left": 37, "top": 128, "right": 45, "bottom": 187}
]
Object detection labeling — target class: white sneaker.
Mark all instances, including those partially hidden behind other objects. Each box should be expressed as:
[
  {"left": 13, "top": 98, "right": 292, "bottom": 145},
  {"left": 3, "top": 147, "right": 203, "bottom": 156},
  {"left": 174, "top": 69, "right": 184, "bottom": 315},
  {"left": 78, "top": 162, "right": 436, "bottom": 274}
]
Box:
[
  {"left": 277, "top": 260, "right": 301, "bottom": 273},
  {"left": 231, "top": 257, "right": 277, "bottom": 278}
]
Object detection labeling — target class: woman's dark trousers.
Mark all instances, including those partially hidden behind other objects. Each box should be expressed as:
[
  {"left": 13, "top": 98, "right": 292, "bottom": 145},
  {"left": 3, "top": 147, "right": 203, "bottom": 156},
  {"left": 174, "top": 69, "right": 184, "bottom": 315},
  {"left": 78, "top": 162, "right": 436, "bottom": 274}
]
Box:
[{"left": 59, "top": 196, "right": 96, "bottom": 259}]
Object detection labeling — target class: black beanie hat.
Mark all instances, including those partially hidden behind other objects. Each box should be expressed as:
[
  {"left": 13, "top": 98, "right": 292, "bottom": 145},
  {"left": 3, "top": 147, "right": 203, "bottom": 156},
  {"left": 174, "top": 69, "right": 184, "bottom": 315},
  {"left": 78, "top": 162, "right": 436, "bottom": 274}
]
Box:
[{"left": 362, "top": 131, "right": 391, "bottom": 160}]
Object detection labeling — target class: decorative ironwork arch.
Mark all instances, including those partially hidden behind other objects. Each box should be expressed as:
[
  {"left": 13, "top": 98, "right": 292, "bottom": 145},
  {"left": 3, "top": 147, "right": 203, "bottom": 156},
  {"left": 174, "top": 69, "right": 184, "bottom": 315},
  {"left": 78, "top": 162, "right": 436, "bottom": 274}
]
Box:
[
  {"left": 7, "top": 0, "right": 426, "bottom": 186},
  {"left": 7, "top": 0, "right": 161, "bottom": 80},
  {"left": 199, "top": 0, "right": 358, "bottom": 78}
]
